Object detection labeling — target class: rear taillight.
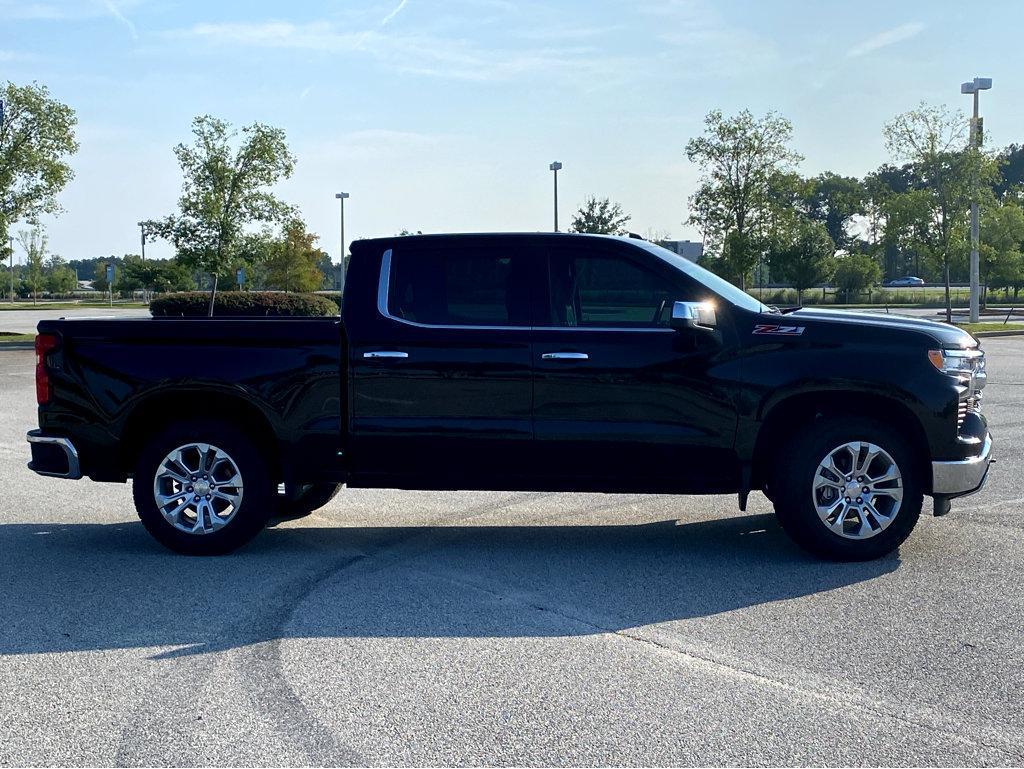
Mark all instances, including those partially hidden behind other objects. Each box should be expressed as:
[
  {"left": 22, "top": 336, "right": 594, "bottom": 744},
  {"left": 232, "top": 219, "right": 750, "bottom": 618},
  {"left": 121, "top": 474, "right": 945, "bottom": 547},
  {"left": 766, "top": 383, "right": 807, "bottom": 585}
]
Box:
[{"left": 35, "top": 333, "right": 59, "bottom": 405}]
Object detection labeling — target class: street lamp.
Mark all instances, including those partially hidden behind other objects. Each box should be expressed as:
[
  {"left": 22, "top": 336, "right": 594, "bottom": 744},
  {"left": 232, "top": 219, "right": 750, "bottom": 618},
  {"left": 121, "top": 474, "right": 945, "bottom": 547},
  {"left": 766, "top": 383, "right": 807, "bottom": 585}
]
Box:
[
  {"left": 549, "top": 161, "right": 562, "bottom": 232},
  {"left": 961, "top": 76, "right": 992, "bottom": 324},
  {"left": 137, "top": 221, "right": 147, "bottom": 261},
  {"left": 335, "top": 192, "right": 350, "bottom": 296}
]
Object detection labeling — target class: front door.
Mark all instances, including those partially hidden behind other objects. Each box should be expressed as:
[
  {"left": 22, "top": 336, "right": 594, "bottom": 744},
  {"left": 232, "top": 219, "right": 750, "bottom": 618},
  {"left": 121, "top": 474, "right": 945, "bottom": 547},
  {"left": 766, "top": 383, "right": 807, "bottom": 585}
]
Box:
[
  {"left": 348, "top": 239, "right": 538, "bottom": 487},
  {"left": 531, "top": 241, "right": 739, "bottom": 492}
]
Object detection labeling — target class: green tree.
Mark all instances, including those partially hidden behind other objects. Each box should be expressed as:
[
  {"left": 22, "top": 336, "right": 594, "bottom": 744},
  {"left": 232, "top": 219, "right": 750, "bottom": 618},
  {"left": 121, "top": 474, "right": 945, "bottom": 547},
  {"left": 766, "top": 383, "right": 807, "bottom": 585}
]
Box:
[
  {"left": 2, "top": 238, "right": 15, "bottom": 300},
  {"left": 17, "top": 227, "right": 46, "bottom": 303},
  {"left": 685, "top": 109, "right": 802, "bottom": 289},
  {"left": 801, "top": 172, "right": 865, "bottom": 251},
  {"left": 980, "top": 201, "right": 1024, "bottom": 303},
  {"left": 264, "top": 220, "right": 329, "bottom": 293},
  {"left": 994, "top": 144, "right": 1024, "bottom": 199},
  {"left": 45, "top": 254, "right": 76, "bottom": 296},
  {"left": 767, "top": 219, "right": 836, "bottom": 306},
  {"left": 834, "top": 253, "right": 882, "bottom": 303},
  {"left": 884, "top": 103, "right": 997, "bottom": 321},
  {"left": 569, "top": 196, "right": 631, "bottom": 235},
  {"left": 863, "top": 163, "right": 916, "bottom": 278},
  {"left": 0, "top": 81, "right": 79, "bottom": 245},
  {"left": 146, "top": 115, "right": 297, "bottom": 315}
]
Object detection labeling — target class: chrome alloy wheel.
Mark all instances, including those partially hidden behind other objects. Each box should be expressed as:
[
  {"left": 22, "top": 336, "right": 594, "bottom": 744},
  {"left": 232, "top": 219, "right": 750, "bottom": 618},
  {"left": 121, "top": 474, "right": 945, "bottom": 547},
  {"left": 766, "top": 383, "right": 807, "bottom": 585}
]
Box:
[
  {"left": 811, "top": 441, "right": 903, "bottom": 540},
  {"left": 153, "top": 443, "right": 244, "bottom": 535}
]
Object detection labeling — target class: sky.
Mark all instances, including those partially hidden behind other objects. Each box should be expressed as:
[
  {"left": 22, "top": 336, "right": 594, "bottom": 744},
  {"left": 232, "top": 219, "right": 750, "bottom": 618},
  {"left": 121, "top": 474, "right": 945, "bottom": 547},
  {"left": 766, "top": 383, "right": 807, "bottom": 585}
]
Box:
[{"left": 3, "top": 0, "right": 1024, "bottom": 262}]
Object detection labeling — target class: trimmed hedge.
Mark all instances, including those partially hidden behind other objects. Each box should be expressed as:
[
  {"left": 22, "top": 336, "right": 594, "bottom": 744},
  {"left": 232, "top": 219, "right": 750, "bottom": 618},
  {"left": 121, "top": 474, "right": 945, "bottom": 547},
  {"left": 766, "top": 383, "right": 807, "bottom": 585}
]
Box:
[{"left": 149, "top": 291, "right": 339, "bottom": 317}]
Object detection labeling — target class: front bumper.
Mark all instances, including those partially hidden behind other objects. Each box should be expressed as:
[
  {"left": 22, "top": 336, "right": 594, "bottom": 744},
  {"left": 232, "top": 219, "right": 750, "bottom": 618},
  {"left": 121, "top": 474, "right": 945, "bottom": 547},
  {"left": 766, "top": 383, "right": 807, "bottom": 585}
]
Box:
[
  {"left": 26, "top": 429, "right": 82, "bottom": 479},
  {"left": 932, "top": 432, "right": 993, "bottom": 498}
]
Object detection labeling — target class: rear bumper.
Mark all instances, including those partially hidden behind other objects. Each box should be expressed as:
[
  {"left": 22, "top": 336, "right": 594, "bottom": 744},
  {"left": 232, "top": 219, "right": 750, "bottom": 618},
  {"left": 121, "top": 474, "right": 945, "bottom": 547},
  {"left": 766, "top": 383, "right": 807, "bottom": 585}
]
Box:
[
  {"left": 26, "top": 429, "right": 82, "bottom": 479},
  {"left": 932, "top": 432, "right": 992, "bottom": 498}
]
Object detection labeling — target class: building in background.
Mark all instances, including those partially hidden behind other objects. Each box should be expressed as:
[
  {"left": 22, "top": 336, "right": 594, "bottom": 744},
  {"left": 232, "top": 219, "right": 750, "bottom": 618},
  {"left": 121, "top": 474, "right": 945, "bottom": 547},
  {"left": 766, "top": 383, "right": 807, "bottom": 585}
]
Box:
[{"left": 656, "top": 240, "right": 703, "bottom": 263}]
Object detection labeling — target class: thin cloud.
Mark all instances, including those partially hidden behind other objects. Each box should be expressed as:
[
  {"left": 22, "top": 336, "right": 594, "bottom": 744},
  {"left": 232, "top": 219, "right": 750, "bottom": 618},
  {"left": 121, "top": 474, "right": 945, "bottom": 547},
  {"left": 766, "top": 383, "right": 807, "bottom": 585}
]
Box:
[
  {"left": 847, "top": 22, "right": 924, "bottom": 58},
  {"left": 379, "top": 0, "right": 407, "bottom": 27},
  {"left": 99, "top": 0, "right": 138, "bottom": 39},
  {"left": 171, "top": 20, "right": 632, "bottom": 85}
]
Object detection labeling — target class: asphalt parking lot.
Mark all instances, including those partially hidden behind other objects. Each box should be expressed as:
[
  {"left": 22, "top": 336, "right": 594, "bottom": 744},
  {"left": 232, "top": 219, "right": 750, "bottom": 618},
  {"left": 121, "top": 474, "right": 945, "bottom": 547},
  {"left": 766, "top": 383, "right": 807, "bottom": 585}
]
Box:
[
  {"left": 1, "top": 339, "right": 1023, "bottom": 767},
  {"left": 0, "top": 307, "right": 150, "bottom": 335}
]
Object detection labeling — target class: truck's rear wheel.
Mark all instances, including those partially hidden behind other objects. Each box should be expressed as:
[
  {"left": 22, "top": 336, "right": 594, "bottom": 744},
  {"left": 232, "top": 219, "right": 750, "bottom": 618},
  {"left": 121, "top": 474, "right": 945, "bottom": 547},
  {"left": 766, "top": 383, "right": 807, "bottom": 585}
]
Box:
[
  {"left": 773, "top": 416, "right": 922, "bottom": 561},
  {"left": 133, "top": 419, "right": 273, "bottom": 555}
]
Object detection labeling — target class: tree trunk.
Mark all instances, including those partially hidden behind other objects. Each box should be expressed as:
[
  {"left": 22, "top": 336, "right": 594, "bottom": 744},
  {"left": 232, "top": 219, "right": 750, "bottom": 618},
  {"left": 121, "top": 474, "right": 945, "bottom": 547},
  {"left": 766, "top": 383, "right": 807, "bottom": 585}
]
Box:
[
  {"left": 943, "top": 260, "right": 952, "bottom": 324},
  {"left": 206, "top": 273, "right": 218, "bottom": 318},
  {"left": 796, "top": 288, "right": 802, "bottom": 307}
]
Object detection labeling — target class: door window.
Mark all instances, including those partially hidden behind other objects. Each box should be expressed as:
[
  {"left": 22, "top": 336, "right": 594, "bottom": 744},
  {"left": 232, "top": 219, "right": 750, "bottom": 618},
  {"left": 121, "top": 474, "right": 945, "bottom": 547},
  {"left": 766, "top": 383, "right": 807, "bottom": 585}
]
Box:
[
  {"left": 388, "top": 246, "right": 531, "bottom": 327},
  {"left": 547, "top": 251, "right": 681, "bottom": 328}
]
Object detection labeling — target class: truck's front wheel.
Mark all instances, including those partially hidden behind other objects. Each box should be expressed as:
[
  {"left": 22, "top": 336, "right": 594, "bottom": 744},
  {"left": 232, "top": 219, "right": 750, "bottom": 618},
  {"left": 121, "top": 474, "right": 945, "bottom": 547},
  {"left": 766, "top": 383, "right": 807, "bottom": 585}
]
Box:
[
  {"left": 133, "top": 419, "right": 273, "bottom": 555},
  {"left": 773, "top": 417, "right": 923, "bottom": 560}
]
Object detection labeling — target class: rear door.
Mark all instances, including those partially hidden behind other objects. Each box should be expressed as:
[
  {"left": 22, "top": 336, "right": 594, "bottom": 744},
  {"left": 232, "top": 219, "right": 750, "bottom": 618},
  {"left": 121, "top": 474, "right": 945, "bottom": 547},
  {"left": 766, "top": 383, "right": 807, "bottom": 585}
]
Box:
[
  {"left": 348, "top": 239, "right": 539, "bottom": 487},
  {"left": 531, "top": 241, "right": 739, "bottom": 491}
]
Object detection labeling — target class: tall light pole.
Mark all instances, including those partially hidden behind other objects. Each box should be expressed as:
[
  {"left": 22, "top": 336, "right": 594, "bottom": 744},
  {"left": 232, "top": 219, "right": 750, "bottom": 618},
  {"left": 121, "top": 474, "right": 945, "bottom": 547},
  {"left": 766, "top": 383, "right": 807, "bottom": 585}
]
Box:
[
  {"left": 137, "top": 221, "right": 147, "bottom": 261},
  {"left": 335, "top": 192, "right": 350, "bottom": 296},
  {"left": 7, "top": 236, "right": 13, "bottom": 303},
  {"left": 549, "top": 161, "right": 562, "bottom": 232},
  {"left": 961, "top": 76, "right": 992, "bottom": 324}
]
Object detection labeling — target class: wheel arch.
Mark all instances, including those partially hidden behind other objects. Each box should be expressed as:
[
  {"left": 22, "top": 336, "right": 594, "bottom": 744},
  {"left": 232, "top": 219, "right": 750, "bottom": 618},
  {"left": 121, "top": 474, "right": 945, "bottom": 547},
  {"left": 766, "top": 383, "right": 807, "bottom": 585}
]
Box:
[
  {"left": 751, "top": 390, "right": 932, "bottom": 494},
  {"left": 119, "top": 388, "right": 281, "bottom": 480}
]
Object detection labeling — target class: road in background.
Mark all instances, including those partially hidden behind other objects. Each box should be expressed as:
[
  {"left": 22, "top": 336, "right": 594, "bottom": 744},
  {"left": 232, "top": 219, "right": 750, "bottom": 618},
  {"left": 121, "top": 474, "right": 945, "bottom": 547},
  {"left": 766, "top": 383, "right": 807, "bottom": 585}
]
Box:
[{"left": 1, "top": 339, "right": 1022, "bottom": 766}]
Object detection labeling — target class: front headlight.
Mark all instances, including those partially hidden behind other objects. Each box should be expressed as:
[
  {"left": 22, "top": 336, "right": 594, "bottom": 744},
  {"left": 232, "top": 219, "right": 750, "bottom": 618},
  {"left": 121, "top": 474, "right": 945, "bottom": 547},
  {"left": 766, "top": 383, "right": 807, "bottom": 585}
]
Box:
[{"left": 928, "top": 348, "right": 986, "bottom": 379}]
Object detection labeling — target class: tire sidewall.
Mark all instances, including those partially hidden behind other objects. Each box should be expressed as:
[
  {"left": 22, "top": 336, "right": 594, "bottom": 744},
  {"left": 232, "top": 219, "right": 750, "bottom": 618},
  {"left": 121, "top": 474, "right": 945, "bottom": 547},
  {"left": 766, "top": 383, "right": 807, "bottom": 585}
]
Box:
[
  {"left": 133, "top": 419, "right": 273, "bottom": 555},
  {"left": 775, "top": 417, "right": 923, "bottom": 561}
]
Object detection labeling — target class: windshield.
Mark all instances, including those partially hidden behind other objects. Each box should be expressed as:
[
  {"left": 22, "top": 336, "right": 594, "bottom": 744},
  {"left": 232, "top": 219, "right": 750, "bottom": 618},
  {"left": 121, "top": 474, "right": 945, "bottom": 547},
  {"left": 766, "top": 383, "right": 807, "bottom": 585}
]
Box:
[{"left": 627, "top": 240, "right": 771, "bottom": 314}]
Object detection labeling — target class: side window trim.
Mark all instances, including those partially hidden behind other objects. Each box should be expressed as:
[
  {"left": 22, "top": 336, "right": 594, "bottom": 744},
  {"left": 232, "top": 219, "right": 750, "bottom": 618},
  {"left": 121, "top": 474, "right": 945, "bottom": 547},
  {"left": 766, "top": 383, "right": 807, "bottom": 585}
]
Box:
[{"left": 376, "top": 246, "right": 674, "bottom": 333}]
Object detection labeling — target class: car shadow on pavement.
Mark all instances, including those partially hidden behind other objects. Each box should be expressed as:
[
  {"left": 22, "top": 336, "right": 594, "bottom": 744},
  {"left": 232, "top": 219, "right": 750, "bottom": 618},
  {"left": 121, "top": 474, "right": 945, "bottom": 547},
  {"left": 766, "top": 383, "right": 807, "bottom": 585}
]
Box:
[{"left": 0, "top": 514, "right": 899, "bottom": 657}]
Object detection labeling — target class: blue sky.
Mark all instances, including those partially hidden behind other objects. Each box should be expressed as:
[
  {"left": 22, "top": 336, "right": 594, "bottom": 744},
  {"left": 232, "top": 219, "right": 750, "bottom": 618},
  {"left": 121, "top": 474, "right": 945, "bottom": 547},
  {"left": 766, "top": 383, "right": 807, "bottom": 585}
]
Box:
[{"left": 3, "top": 0, "right": 1023, "bottom": 261}]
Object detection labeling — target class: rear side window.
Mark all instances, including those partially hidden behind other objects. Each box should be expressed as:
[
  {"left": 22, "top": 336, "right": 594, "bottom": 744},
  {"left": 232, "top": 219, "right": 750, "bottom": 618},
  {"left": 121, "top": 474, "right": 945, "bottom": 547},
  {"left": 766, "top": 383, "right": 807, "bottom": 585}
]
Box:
[
  {"left": 387, "top": 246, "right": 531, "bottom": 327},
  {"left": 547, "top": 251, "right": 681, "bottom": 328}
]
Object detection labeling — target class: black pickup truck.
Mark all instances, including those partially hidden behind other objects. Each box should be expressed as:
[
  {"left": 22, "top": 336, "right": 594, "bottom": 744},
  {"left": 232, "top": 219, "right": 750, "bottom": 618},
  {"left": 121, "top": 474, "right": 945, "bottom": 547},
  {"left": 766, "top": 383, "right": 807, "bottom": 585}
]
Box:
[{"left": 26, "top": 233, "right": 992, "bottom": 560}]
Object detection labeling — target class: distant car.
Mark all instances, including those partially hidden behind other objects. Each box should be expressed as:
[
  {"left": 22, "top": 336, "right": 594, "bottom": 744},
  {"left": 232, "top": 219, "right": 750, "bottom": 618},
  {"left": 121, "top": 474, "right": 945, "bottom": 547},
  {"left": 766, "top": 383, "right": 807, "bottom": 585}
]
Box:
[{"left": 887, "top": 276, "right": 926, "bottom": 287}]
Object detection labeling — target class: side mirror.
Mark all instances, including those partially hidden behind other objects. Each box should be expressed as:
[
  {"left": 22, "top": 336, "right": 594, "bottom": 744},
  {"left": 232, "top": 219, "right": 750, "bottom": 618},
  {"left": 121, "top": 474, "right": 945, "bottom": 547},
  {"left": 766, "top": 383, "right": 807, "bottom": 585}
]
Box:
[{"left": 670, "top": 301, "right": 718, "bottom": 332}]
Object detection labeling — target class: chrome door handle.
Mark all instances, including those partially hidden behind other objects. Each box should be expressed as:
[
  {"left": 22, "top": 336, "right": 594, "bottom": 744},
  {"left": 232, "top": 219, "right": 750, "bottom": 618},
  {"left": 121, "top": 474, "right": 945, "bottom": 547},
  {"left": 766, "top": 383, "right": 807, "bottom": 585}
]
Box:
[
  {"left": 541, "top": 352, "right": 589, "bottom": 360},
  {"left": 363, "top": 351, "right": 409, "bottom": 359}
]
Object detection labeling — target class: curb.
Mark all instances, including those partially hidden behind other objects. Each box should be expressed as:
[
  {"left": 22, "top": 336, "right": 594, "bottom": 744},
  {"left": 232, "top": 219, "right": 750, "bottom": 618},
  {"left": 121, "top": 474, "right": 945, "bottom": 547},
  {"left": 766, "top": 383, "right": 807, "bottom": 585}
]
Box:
[
  {"left": 0, "top": 343, "right": 34, "bottom": 351},
  {"left": 972, "top": 330, "right": 1024, "bottom": 338}
]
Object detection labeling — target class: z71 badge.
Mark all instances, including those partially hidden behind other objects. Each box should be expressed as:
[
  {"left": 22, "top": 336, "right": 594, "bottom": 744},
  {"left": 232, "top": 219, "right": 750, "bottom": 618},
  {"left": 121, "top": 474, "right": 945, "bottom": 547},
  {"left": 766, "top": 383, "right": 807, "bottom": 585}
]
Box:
[{"left": 752, "top": 324, "right": 805, "bottom": 336}]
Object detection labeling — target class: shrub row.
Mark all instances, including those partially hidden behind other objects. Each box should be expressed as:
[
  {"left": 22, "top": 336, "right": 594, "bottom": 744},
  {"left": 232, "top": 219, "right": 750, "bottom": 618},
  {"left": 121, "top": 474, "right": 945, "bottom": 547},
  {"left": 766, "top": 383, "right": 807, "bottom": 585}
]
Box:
[{"left": 149, "top": 291, "right": 339, "bottom": 317}]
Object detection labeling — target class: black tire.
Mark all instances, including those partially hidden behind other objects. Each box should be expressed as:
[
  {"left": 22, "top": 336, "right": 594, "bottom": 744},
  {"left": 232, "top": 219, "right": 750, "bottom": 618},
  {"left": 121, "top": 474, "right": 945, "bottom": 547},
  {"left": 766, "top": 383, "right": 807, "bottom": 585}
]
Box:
[
  {"left": 133, "top": 419, "right": 274, "bottom": 555},
  {"left": 773, "top": 416, "right": 923, "bottom": 561},
  {"left": 273, "top": 483, "right": 342, "bottom": 521}
]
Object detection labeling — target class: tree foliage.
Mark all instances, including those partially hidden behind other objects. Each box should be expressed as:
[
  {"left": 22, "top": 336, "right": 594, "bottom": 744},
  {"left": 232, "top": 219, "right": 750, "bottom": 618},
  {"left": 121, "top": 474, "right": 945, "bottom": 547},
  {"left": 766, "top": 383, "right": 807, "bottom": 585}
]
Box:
[
  {"left": 800, "top": 172, "right": 865, "bottom": 251},
  {"left": 767, "top": 219, "right": 836, "bottom": 305},
  {"left": 263, "top": 220, "right": 330, "bottom": 293},
  {"left": 569, "top": 196, "right": 631, "bottom": 235},
  {"left": 120, "top": 255, "right": 196, "bottom": 294},
  {"left": 44, "top": 254, "right": 76, "bottom": 295},
  {"left": 16, "top": 226, "right": 47, "bottom": 304},
  {"left": 981, "top": 201, "right": 1024, "bottom": 299},
  {"left": 146, "top": 115, "right": 296, "bottom": 315},
  {"left": 0, "top": 81, "right": 78, "bottom": 244},
  {"left": 884, "top": 102, "right": 997, "bottom": 320},
  {"left": 685, "top": 109, "right": 801, "bottom": 289},
  {"left": 833, "top": 253, "right": 882, "bottom": 302}
]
